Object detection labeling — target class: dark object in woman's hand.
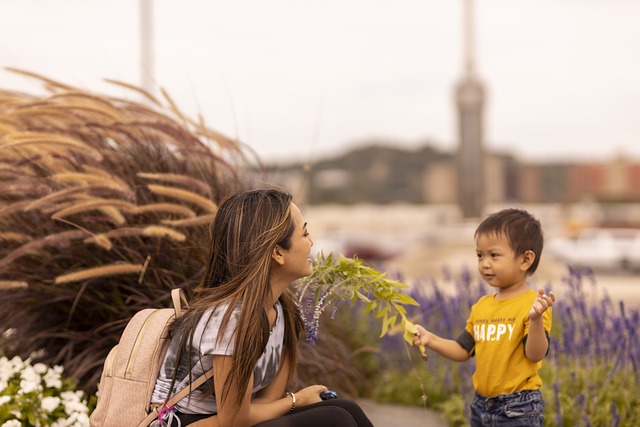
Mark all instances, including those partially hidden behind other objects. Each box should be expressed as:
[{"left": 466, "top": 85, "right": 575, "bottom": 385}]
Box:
[{"left": 320, "top": 390, "right": 339, "bottom": 400}]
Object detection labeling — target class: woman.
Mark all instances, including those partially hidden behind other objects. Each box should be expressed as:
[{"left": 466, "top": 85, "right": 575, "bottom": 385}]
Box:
[{"left": 151, "top": 189, "right": 372, "bottom": 427}]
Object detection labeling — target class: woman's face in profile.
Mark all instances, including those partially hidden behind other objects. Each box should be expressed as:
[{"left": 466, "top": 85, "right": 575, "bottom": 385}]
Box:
[{"left": 280, "top": 203, "right": 314, "bottom": 280}]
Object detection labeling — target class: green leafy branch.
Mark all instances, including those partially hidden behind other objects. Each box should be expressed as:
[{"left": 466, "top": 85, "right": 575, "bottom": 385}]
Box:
[{"left": 293, "top": 252, "right": 420, "bottom": 341}]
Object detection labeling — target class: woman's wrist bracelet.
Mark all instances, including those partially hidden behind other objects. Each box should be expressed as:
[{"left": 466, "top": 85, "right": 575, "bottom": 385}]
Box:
[{"left": 285, "top": 391, "right": 296, "bottom": 413}]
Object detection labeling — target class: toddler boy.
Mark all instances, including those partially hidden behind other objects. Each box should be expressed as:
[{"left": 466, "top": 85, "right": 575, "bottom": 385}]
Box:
[{"left": 413, "top": 208, "right": 555, "bottom": 426}]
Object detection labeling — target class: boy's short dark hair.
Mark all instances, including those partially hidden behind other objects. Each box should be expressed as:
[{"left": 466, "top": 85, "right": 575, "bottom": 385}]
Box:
[{"left": 475, "top": 208, "right": 544, "bottom": 274}]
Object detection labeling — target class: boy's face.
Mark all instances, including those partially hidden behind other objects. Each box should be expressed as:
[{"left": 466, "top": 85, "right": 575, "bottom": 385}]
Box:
[{"left": 475, "top": 232, "right": 531, "bottom": 289}]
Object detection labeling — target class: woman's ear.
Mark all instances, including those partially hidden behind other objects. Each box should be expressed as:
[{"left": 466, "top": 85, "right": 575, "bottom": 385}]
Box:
[
  {"left": 520, "top": 250, "right": 535, "bottom": 272},
  {"left": 272, "top": 245, "right": 285, "bottom": 266}
]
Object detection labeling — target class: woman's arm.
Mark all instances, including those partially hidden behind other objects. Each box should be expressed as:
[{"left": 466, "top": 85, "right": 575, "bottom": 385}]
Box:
[
  {"left": 194, "top": 355, "right": 326, "bottom": 427},
  {"left": 250, "top": 354, "right": 291, "bottom": 404}
]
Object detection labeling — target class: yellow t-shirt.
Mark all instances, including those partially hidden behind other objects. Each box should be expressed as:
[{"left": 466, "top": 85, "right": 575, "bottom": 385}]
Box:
[{"left": 461, "top": 289, "right": 552, "bottom": 397}]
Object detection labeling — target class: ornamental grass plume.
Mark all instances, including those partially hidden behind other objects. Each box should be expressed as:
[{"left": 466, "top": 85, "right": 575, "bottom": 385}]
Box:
[{"left": 0, "top": 69, "right": 257, "bottom": 393}]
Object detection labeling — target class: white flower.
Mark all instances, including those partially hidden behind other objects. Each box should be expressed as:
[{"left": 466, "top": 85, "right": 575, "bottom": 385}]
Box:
[
  {"left": 19, "top": 365, "right": 43, "bottom": 394},
  {"left": 0, "top": 379, "right": 7, "bottom": 394},
  {"left": 60, "top": 390, "right": 89, "bottom": 416},
  {"left": 74, "top": 412, "right": 90, "bottom": 426},
  {"left": 1, "top": 420, "right": 22, "bottom": 427},
  {"left": 41, "top": 395, "right": 62, "bottom": 412},
  {"left": 66, "top": 412, "right": 90, "bottom": 427},
  {"left": 0, "top": 395, "right": 11, "bottom": 405},
  {"left": 51, "top": 410, "right": 90, "bottom": 427},
  {"left": 20, "top": 365, "right": 41, "bottom": 383},
  {"left": 33, "top": 362, "right": 48, "bottom": 375},
  {"left": 10, "top": 355, "right": 27, "bottom": 372},
  {"left": 0, "top": 356, "right": 16, "bottom": 382},
  {"left": 19, "top": 377, "right": 42, "bottom": 394},
  {"left": 44, "top": 366, "right": 63, "bottom": 389}
]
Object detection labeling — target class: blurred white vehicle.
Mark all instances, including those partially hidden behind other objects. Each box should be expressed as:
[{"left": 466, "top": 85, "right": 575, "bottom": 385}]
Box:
[
  {"left": 624, "top": 234, "right": 640, "bottom": 271},
  {"left": 546, "top": 228, "right": 640, "bottom": 272}
]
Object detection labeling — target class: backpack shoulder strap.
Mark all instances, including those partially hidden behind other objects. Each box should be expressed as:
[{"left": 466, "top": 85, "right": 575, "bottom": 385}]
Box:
[
  {"left": 142, "top": 368, "right": 214, "bottom": 427},
  {"left": 171, "top": 288, "right": 189, "bottom": 318},
  {"left": 165, "top": 367, "right": 214, "bottom": 407}
]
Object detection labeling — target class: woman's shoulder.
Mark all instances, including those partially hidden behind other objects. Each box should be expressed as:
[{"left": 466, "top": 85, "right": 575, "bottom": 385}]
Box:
[{"left": 195, "top": 300, "right": 241, "bottom": 328}]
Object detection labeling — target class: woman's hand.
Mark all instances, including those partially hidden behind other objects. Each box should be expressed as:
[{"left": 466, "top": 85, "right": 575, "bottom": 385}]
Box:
[{"left": 294, "top": 384, "right": 328, "bottom": 406}]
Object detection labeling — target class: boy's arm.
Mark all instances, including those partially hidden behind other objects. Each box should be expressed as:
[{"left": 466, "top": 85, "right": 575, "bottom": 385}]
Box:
[
  {"left": 525, "top": 288, "right": 555, "bottom": 362},
  {"left": 413, "top": 325, "right": 471, "bottom": 362}
]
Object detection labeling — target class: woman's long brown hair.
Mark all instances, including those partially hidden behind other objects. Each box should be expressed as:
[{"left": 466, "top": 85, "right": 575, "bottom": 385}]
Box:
[{"left": 168, "top": 189, "right": 303, "bottom": 414}]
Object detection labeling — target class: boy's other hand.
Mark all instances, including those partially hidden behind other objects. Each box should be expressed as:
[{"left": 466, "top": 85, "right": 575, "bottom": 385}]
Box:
[{"left": 529, "top": 288, "right": 555, "bottom": 320}]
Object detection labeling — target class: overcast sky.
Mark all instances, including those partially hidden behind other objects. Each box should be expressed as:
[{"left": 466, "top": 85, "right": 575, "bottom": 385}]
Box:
[{"left": 1, "top": 0, "right": 639, "bottom": 164}]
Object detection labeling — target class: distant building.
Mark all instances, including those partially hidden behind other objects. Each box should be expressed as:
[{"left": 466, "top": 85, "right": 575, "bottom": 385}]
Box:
[
  {"left": 423, "top": 161, "right": 457, "bottom": 204},
  {"left": 264, "top": 143, "right": 640, "bottom": 213}
]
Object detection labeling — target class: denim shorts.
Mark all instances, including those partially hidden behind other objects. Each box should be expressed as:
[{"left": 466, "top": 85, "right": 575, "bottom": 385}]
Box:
[{"left": 470, "top": 389, "right": 544, "bottom": 427}]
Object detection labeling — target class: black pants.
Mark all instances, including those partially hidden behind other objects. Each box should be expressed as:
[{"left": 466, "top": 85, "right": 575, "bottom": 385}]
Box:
[{"left": 175, "top": 399, "right": 373, "bottom": 427}]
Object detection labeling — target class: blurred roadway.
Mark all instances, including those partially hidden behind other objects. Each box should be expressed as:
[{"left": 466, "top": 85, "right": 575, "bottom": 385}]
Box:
[{"left": 357, "top": 399, "right": 447, "bottom": 427}]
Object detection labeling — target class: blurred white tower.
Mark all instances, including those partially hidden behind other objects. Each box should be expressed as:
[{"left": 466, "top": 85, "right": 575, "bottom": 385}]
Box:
[
  {"left": 140, "top": 0, "right": 156, "bottom": 99},
  {"left": 455, "top": 0, "right": 486, "bottom": 219}
]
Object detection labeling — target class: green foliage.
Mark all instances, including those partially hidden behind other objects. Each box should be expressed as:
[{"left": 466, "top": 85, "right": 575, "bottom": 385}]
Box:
[
  {"left": 290, "top": 252, "right": 423, "bottom": 398},
  {"left": 368, "top": 368, "right": 427, "bottom": 406},
  {"left": 432, "top": 394, "right": 467, "bottom": 427},
  {"left": 294, "top": 252, "right": 419, "bottom": 339},
  {"left": 541, "top": 359, "right": 640, "bottom": 425}
]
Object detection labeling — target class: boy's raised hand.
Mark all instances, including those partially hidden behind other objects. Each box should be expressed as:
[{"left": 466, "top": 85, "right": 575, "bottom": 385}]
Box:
[{"left": 529, "top": 288, "right": 555, "bottom": 320}]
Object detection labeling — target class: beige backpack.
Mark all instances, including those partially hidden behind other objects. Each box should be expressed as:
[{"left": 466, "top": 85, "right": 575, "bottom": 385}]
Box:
[{"left": 89, "top": 288, "right": 212, "bottom": 427}]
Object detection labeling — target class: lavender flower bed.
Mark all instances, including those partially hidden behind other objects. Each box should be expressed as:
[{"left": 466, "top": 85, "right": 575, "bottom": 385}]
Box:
[{"left": 354, "top": 266, "right": 639, "bottom": 426}]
